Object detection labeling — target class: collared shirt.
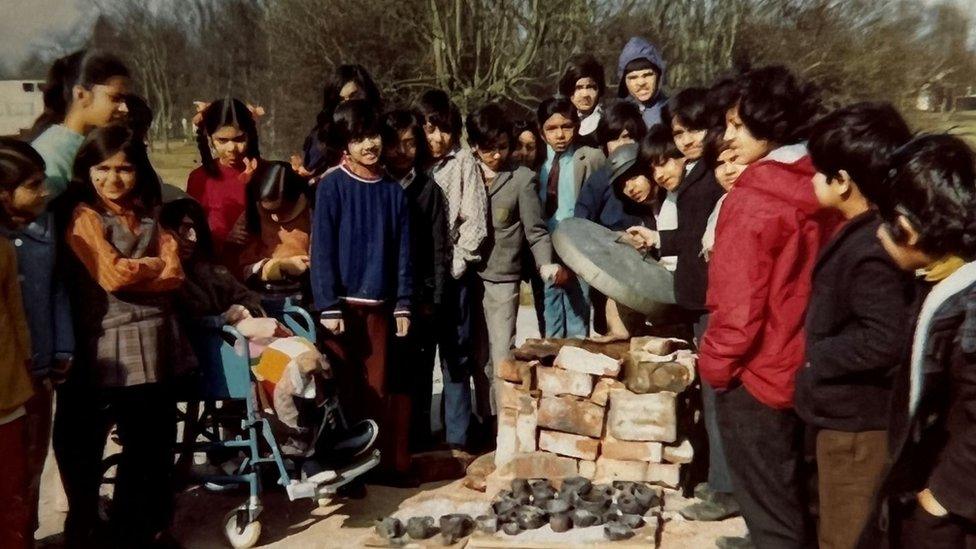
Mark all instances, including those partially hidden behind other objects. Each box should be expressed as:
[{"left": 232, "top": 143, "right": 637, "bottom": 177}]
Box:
[
  {"left": 539, "top": 145, "right": 578, "bottom": 231},
  {"left": 579, "top": 105, "right": 602, "bottom": 137},
  {"left": 430, "top": 146, "right": 488, "bottom": 278}
]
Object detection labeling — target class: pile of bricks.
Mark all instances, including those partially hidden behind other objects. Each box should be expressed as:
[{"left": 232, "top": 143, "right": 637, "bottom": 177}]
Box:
[{"left": 487, "top": 337, "right": 697, "bottom": 494}]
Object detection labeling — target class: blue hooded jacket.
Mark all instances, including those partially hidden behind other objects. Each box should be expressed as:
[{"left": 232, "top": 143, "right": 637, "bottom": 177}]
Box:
[{"left": 617, "top": 37, "right": 668, "bottom": 128}]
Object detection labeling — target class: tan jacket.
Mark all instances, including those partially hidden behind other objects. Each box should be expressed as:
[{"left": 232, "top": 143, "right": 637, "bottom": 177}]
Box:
[{"left": 0, "top": 237, "right": 33, "bottom": 418}]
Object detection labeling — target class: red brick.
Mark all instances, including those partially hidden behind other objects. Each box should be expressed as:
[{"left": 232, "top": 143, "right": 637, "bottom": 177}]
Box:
[
  {"left": 538, "top": 430, "right": 600, "bottom": 460},
  {"left": 537, "top": 395, "right": 605, "bottom": 438},
  {"left": 601, "top": 434, "right": 663, "bottom": 462}
]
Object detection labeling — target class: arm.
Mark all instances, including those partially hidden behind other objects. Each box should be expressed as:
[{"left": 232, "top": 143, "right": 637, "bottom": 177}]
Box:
[
  {"left": 395, "top": 191, "right": 412, "bottom": 317},
  {"left": 519, "top": 173, "right": 554, "bottom": 268},
  {"left": 698, "top": 198, "right": 779, "bottom": 390},
  {"left": 142, "top": 230, "right": 185, "bottom": 292},
  {"left": 806, "top": 257, "right": 909, "bottom": 378},
  {"left": 310, "top": 180, "right": 342, "bottom": 319},
  {"left": 66, "top": 208, "right": 168, "bottom": 293},
  {"left": 452, "top": 155, "right": 488, "bottom": 277}
]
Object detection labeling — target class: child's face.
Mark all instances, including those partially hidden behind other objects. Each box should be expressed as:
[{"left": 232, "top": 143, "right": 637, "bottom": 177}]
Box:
[
  {"left": 348, "top": 134, "right": 382, "bottom": 167},
  {"left": 606, "top": 129, "right": 634, "bottom": 156},
  {"left": 877, "top": 217, "right": 933, "bottom": 271},
  {"left": 210, "top": 125, "right": 248, "bottom": 166},
  {"left": 79, "top": 76, "right": 131, "bottom": 128},
  {"left": 652, "top": 157, "right": 686, "bottom": 192},
  {"left": 622, "top": 174, "right": 654, "bottom": 204},
  {"left": 542, "top": 113, "right": 576, "bottom": 153},
  {"left": 339, "top": 81, "right": 364, "bottom": 103},
  {"left": 671, "top": 117, "right": 706, "bottom": 161},
  {"left": 90, "top": 151, "right": 136, "bottom": 203},
  {"left": 424, "top": 123, "right": 454, "bottom": 159},
  {"left": 724, "top": 105, "right": 773, "bottom": 165},
  {"left": 513, "top": 130, "right": 538, "bottom": 167},
  {"left": 571, "top": 78, "right": 600, "bottom": 114},
  {"left": 714, "top": 148, "right": 746, "bottom": 191},
  {"left": 0, "top": 171, "right": 48, "bottom": 227},
  {"left": 383, "top": 128, "right": 418, "bottom": 174},
  {"left": 474, "top": 134, "right": 512, "bottom": 173},
  {"left": 624, "top": 69, "right": 658, "bottom": 103},
  {"left": 174, "top": 214, "right": 199, "bottom": 261}
]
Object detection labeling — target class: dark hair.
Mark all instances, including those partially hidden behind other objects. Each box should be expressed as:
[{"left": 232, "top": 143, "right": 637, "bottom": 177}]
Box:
[
  {"left": 880, "top": 134, "right": 976, "bottom": 259},
  {"left": 558, "top": 54, "right": 606, "bottom": 101},
  {"left": 331, "top": 99, "right": 382, "bottom": 150},
  {"left": 512, "top": 119, "right": 545, "bottom": 170},
  {"left": 245, "top": 161, "right": 309, "bottom": 235},
  {"left": 701, "top": 126, "right": 730, "bottom": 171},
  {"left": 662, "top": 87, "right": 710, "bottom": 131},
  {"left": 609, "top": 161, "right": 655, "bottom": 216},
  {"left": 0, "top": 138, "right": 45, "bottom": 193},
  {"left": 597, "top": 99, "right": 646, "bottom": 148},
  {"left": 639, "top": 123, "right": 683, "bottom": 166},
  {"left": 124, "top": 94, "right": 153, "bottom": 144},
  {"left": 159, "top": 197, "right": 214, "bottom": 258},
  {"left": 195, "top": 98, "right": 261, "bottom": 176},
  {"left": 706, "top": 76, "right": 740, "bottom": 126},
  {"left": 68, "top": 124, "right": 161, "bottom": 217},
  {"left": 466, "top": 104, "right": 514, "bottom": 151},
  {"left": 315, "top": 64, "right": 382, "bottom": 130},
  {"left": 808, "top": 102, "right": 913, "bottom": 207},
  {"left": 31, "top": 50, "right": 130, "bottom": 135},
  {"left": 734, "top": 65, "right": 821, "bottom": 144},
  {"left": 418, "top": 89, "right": 462, "bottom": 134},
  {"left": 536, "top": 96, "right": 579, "bottom": 127},
  {"left": 381, "top": 109, "right": 432, "bottom": 171},
  {"left": 623, "top": 58, "right": 659, "bottom": 77}
]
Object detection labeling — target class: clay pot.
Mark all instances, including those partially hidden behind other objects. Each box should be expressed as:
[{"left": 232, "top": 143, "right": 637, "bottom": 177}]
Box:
[
  {"left": 502, "top": 521, "right": 522, "bottom": 536},
  {"left": 515, "top": 506, "right": 549, "bottom": 530},
  {"left": 406, "top": 516, "right": 436, "bottom": 540},
  {"left": 576, "top": 491, "right": 611, "bottom": 514},
  {"left": 619, "top": 514, "right": 645, "bottom": 529},
  {"left": 475, "top": 515, "right": 499, "bottom": 534},
  {"left": 604, "top": 522, "right": 635, "bottom": 541},
  {"left": 558, "top": 476, "right": 593, "bottom": 502},
  {"left": 571, "top": 509, "right": 600, "bottom": 528},
  {"left": 550, "top": 512, "right": 573, "bottom": 533},
  {"left": 375, "top": 517, "right": 405, "bottom": 540},
  {"left": 439, "top": 514, "right": 474, "bottom": 545},
  {"left": 544, "top": 499, "right": 571, "bottom": 515}
]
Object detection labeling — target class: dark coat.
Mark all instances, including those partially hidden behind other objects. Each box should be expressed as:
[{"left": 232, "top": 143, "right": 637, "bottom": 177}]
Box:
[
  {"left": 794, "top": 212, "right": 917, "bottom": 432},
  {"left": 658, "top": 161, "right": 725, "bottom": 312},
  {"left": 573, "top": 165, "right": 646, "bottom": 231},
  {"left": 403, "top": 170, "right": 449, "bottom": 307}
]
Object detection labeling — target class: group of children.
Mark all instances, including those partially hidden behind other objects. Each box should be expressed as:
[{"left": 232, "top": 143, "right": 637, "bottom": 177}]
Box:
[{"left": 2, "top": 34, "right": 976, "bottom": 549}]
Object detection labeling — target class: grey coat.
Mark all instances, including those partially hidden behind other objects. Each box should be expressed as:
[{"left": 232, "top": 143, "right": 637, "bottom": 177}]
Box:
[
  {"left": 478, "top": 166, "right": 554, "bottom": 283},
  {"left": 572, "top": 146, "right": 607, "bottom": 196}
]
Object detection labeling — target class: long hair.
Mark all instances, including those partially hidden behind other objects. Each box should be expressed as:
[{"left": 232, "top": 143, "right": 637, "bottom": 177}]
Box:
[
  {"left": 30, "top": 50, "right": 130, "bottom": 137},
  {"left": 244, "top": 161, "right": 309, "bottom": 236},
  {"left": 195, "top": 98, "right": 261, "bottom": 176},
  {"left": 0, "top": 138, "right": 46, "bottom": 226},
  {"left": 305, "top": 64, "right": 383, "bottom": 174}
]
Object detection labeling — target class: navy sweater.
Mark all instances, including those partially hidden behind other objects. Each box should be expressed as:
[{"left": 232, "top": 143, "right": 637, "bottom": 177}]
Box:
[{"left": 311, "top": 166, "right": 412, "bottom": 319}]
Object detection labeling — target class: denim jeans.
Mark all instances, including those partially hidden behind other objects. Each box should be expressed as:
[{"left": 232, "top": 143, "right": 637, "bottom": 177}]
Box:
[{"left": 542, "top": 273, "right": 590, "bottom": 338}]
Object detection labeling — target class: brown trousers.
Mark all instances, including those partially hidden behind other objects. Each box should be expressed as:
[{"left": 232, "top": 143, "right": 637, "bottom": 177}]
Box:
[
  {"left": 816, "top": 429, "right": 888, "bottom": 549},
  {"left": 323, "top": 303, "right": 410, "bottom": 473}
]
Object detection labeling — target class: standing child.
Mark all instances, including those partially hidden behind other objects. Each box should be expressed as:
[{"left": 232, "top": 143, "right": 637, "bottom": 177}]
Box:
[
  {"left": 311, "top": 100, "right": 413, "bottom": 480},
  {"left": 793, "top": 102, "right": 915, "bottom": 549},
  {"left": 512, "top": 119, "right": 545, "bottom": 172},
  {"left": 861, "top": 135, "right": 976, "bottom": 549},
  {"left": 537, "top": 96, "right": 605, "bottom": 338},
  {"left": 381, "top": 108, "right": 449, "bottom": 451},
  {"left": 58, "top": 125, "right": 187, "bottom": 547},
  {"left": 558, "top": 54, "right": 606, "bottom": 147},
  {"left": 616, "top": 37, "right": 668, "bottom": 128},
  {"left": 698, "top": 66, "right": 838, "bottom": 549},
  {"left": 418, "top": 89, "right": 488, "bottom": 449},
  {"left": 0, "top": 139, "right": 44, "bottom": 549}
]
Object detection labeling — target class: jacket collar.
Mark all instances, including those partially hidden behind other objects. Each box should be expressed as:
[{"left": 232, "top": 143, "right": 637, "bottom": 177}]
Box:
[
  {"left": 488, "top": 169, "right": 514, "bottom": 197},
  {"left": 813, "top": 210, "right": 878, "bottom": 271},
  {"left": 673, "top": 160, "right": 707, "bottom": 198}
]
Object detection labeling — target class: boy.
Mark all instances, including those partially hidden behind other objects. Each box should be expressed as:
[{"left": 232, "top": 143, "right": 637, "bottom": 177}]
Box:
[
  {"left": 864, "top": 134, "right": 976, "bottom": 549},
  {"left": 536, "top": 96, "right": 604, "bottom": 338},
  {"left": 381, "top": 109, "right": 449, "bottom": 451},
  {"left": 794, "top": 102, "right": 915, "bottom": 549},
  {"left": 558, "top": 54, "right": 606, "bottom": 145},
  {"left": 311, "top": 100, "right": 413, "bottom": 480},
  {"left": 465, "top": 104, "right": 562, "bottom": 426},
  {"left": 418, "top": 89, "right": 488, "bottom": 448},
  {"left": 616, "top": 36, "right": 668, "bottom": 127}
]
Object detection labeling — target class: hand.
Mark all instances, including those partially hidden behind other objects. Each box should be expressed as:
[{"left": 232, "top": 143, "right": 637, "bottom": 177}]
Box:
[
  {"left": 50, "top": 356, "right": 72, "bottom": 385},
  {"left": 141, "top": 257, "right": 166, "bottom": 271},
  {"left": 222, "top": 304, "right": 252, "bottom": 325},
  {"left": 625, "top": 226, "right": 659, "bottom": 251},
  {"left": 321, "top": 317, "right": 345, "bottom": 335},
  {"left": 242, "top": 157, "right": 259, "bottom": 178},
  {"left": 280, "top": 256, "right": 310, "bottom": 276},
  {"left": 290, "top": 154, "right": 313, "bottom": 178},
  {"left": 552, "top": 265, "right": 571, "bottom": 287},
  {"left": 395, "top": 316, "right": 410, "bottom": 337},
  {"left": 917, "top": 488, "right": 949, "bottom": 517},
  {"left": 226, "top": 216, "right": 249, "bottom": 246}
]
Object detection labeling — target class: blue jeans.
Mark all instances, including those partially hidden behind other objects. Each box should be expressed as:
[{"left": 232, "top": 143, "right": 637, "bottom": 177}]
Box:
[
  {"left": 694, "top": 313, "right": 733, "bottom": 494},
  {"left": 542, "top": 274, "right": 590, "bottom": 338}
]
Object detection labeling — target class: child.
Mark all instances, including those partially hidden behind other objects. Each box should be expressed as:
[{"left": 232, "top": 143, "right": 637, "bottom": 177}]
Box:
[
  {"left": 381, "top": 109, "right": 449, "bottom": 451},
  {"left": 465, "top": 103, "right": 562, "bottom": 428},
  {"left": 698, "top": 66, "right": 837, "bottom": 549},
  {"left": 792, "top": 102, "right": 915, "bottom": 549},
  {"left": 700, "top": 138, "right": 748, "bottom": 261},
  {"left": 616, "top": 37, "right": 668, "bottom": 127},
  {"left": 558, "top": 54, "right": 606, "bottom": 146},
  {"left": 59, "top": 124, "right": 186, "bottom": 546},
  {"left": 863, "top": 134, "right": 976, "bottom": 549},
  {"left": 418, "top": 89, "right": 488, "bottom": 448},
  {"left": 512, "top": 119, "right": 545, "bottom": 171},
  {"left": 186, "top": 98, "right": 262, "bottom": 255},
  {"left": 0, "top": 139, "right": 43, "bottom": 549},
  {"left": 536, "top": 96, "right": 605, "bottom": 338},
  {"left": 311, "top": 100, "right": 413, "bottom": 480},
  {"left": 236, "top": 161, "right": 312, "bottom": 304}
]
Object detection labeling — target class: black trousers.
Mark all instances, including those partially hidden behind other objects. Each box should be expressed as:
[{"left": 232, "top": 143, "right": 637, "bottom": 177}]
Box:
[
  {"left": 400, "top": 308, "right": 439, "bottom": 452},
  {"left": 897, "top": 502, "right": 976, "bottom": 549},
  {"left": 53, "top": 377, "right": 175, "bottom": 547},
  {"left": 716, "top": 384, "right": 813, "bottom": 549}
]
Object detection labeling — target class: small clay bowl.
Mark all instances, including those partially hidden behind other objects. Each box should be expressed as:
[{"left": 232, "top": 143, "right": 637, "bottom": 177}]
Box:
[{"left": 550, "top": 512, "right": 573, "bottom": 533}]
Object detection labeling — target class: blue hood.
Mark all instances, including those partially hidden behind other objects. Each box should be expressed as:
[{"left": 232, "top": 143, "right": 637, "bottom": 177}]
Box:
[{"left": 617, "top": 36, "right": 668, "bottom": 126}]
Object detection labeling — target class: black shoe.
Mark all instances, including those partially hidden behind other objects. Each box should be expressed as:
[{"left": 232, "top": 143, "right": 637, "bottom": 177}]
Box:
[
  {"left": 716, "top": 534, "right": 754, "bottom": 549},
  {"left": 315, "top": 419, "right": 378, "bottom": 468}
]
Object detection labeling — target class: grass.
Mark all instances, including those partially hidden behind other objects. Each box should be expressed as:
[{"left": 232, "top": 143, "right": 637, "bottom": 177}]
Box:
[
  {"left": 906, "top": 110, "right": 976, "bottom": 146},
  {"left": 148, "top": 141, "right": 200, "bottom": 190}
]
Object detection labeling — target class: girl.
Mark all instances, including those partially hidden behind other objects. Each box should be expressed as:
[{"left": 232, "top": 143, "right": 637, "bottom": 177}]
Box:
[
  {"left": 237, "top": 161, "right": 313, "bottom": 305},
  {"left": 58, "top": 125, "right": 186, "bottom": 547},
  {"left": 512, "top": 119, "right": 545, "bottom": 171},
  {"left": 0, "top": 139, "right": 45, "bottom": 549},
  {"left": 186, "top": 98, "right": 262, "bottom": 255}
]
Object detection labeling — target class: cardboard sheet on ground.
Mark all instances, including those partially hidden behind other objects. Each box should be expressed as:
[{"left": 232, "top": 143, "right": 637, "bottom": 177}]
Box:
[{"left": 552, "top": 218, "right": 676, "bottom": 322}]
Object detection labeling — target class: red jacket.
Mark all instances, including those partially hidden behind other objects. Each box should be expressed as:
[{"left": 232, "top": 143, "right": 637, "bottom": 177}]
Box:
[{"left": 699, "top": 147, "right": 841, "bottom": 409}]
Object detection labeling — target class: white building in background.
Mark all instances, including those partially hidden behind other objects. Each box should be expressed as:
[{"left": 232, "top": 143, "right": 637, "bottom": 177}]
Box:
[{"left": 0, "top": 80, "right": 44, "bottom": 137}]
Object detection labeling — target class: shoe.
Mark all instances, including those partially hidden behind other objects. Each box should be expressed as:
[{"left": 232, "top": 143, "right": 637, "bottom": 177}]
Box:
[
  {"left": 315, "top": 419, "right": 378, "bottom": 468},
  {"left": 680, "top": 492, "right": 741, "bottom": 521},
  {"left": 716, "top": 534, "right": 754, "bottom": 549},
  {"left": 693, "top": 482, "right": 714, "bottom": 502}
]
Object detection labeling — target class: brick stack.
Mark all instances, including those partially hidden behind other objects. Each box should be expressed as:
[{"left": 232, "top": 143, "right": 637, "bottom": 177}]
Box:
[{"left": 488, "top": 337, "right": 697, "bottom": 495}]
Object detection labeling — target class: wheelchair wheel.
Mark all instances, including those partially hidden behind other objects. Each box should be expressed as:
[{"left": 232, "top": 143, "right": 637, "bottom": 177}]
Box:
[{"left": 223, "top": 509, "right": 262, "bottom": 549}]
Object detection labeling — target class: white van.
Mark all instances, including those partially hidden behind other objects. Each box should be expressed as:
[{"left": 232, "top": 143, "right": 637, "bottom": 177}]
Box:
[{"left": 0, "top": 80, "right": 44, "bottom": 137}]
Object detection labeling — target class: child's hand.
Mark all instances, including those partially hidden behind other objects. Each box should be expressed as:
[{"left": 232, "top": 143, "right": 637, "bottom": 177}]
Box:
[
  {"left": 226, "top": 217, "right": 249, "bottom": 246},
  {"left": 222, "top": 304, "right": 252, "bottom": 325},
  {"left": 290, "top": 154, "right": 313, "bottom": 178},
  {"left": 395, "top": 316, "right": 410, "bottom": 337},
  {"left": 321, "top": 317, "right": 345, "bottom": 335},
  {"left": 551, "top": 265, "right": 572, "bottom": 287},
  {"left": 242, "top": 157, "right": 259, "bottom": 178},
  {"left": 280, "top": 256, "right": 310, "bottom": 276},
  {"left": 140, "top": 257, "right": 166, "bottom": 271},
  {"left": 917, "top": 488, "right": 949, "bottom": 517},
  {"left": 625, "top": 226, "right": 659, "bottom": 251}
]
